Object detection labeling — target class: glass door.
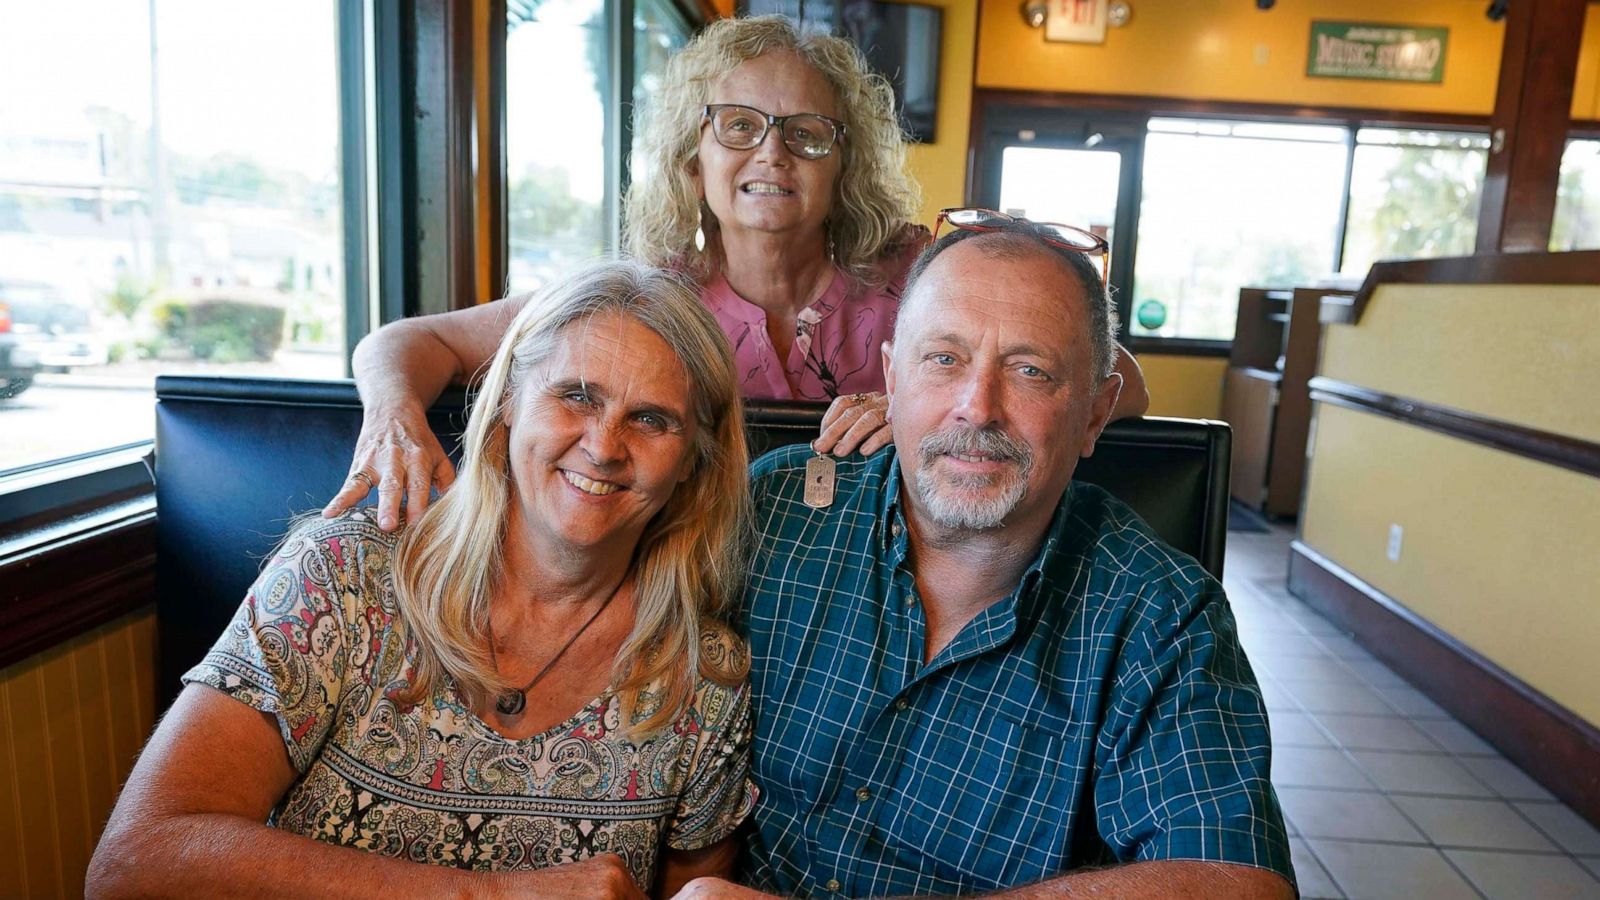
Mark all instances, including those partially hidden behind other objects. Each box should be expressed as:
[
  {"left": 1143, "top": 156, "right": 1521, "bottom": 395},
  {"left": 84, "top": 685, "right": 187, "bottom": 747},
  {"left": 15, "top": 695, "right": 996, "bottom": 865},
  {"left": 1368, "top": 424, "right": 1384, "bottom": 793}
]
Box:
[
  {"left": 972, "top": 110, "right": 1147, "bottom": 337},
  {"left": 997, "top": 146, "right": 1123, "bottom": 250}
]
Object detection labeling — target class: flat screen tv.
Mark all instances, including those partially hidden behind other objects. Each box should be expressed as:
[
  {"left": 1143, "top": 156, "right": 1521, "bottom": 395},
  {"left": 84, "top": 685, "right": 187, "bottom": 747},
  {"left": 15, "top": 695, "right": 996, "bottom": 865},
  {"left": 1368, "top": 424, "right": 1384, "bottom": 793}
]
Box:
[{"left": 737, "top": 0, "right": 942, "bottom": 143}]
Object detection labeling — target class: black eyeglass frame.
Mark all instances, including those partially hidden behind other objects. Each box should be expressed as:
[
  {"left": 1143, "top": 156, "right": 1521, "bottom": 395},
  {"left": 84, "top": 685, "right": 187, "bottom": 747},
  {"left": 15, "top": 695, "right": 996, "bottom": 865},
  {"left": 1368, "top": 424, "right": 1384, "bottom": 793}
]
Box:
[
  {"left": 702, "top": 104, "right": 848, "bottom": 160},
  {"left": 934, "top": 207, "right": 1111, "bottom": 281}
]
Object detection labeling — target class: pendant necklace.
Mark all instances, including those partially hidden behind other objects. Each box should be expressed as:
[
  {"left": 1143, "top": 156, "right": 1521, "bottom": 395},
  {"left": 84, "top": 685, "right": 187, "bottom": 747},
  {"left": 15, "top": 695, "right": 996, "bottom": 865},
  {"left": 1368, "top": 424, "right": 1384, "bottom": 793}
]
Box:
[
  {"left": 804, "top": 445, "right": 836, "bottom": 509},
  {"left": 491, "top": 585, "right": 619, "bottom": 717}
]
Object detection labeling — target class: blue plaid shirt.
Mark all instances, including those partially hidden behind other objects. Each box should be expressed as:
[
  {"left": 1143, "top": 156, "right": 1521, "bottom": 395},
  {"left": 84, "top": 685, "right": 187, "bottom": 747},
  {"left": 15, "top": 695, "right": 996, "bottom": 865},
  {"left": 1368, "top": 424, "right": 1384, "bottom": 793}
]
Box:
[{"left": 739, "top": 444, "right": 1292, "bottom": 896}]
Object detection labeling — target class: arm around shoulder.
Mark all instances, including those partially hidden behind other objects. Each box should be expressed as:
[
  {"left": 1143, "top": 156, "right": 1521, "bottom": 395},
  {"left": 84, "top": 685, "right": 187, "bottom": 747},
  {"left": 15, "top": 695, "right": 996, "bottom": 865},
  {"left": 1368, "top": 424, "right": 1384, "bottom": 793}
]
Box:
[
  {"left": 1109, "top": 341, "right": 1150, "bottom": 420},
  {"left": 330, "top": 295, "right": 531, "bottom": 528}
]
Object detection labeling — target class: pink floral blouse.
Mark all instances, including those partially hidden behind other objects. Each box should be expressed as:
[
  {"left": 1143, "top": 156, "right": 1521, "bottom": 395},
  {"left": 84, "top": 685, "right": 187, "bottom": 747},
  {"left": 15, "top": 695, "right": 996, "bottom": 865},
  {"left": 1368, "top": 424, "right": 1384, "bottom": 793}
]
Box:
[{"left": 700, "top": 230, "right": 928, "bottom": 402}]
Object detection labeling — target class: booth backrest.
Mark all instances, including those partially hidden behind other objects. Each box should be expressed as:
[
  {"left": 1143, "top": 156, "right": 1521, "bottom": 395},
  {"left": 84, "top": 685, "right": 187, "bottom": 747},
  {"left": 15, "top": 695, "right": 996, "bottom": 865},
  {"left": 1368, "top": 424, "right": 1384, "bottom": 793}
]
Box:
[{"left": 155, "top": 375, "right": 1230, "bottom": 701}]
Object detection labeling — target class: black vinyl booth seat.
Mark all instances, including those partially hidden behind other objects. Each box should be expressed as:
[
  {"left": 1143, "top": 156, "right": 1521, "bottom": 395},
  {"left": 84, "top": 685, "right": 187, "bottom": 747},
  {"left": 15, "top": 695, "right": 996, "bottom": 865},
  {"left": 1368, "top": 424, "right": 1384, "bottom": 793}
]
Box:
[{"left": 154, "top": 375, "right": 1231, "bottom": 702}]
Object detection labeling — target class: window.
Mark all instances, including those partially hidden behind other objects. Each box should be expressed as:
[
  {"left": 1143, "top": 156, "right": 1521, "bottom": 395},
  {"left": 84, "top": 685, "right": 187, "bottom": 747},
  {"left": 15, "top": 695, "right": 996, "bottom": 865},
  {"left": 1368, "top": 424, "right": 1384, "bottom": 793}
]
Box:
[
  {"left": 1340, "top": 129, "right": 1488, "bottom": 277},
  {"left": 1130, "top": 118, "right": 1349, "bottom": 341},
  {"left": 505, "top": 0, "right": 610, "bottom": 295},
  {"left": 998, "top": 146, "right": 1122, "bottom": 246},
  {"left": 632, "top": 0, "right": 694, "bottom": 185},
  {"left": 503, "top": 0, "right": 691, "bottom": 296},
  {"left": 1551, "top": 139, "right": 1600, "bottom": 252},
  {"left": 0, "top": 1, "right": 355, "bottom": 477}
]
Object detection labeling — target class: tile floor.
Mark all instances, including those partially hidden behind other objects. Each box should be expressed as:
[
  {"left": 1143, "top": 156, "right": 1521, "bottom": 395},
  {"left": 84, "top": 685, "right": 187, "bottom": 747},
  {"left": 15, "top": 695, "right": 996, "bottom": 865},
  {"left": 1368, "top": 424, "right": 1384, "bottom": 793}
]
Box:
[{"left": 1224, "top": 525, "right": 1600, "bottom": 899}]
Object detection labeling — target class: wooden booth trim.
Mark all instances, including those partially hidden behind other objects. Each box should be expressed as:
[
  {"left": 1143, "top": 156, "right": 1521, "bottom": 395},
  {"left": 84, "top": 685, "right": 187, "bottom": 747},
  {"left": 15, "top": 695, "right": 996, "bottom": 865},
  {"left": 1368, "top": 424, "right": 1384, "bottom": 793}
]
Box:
[
  {"left": 1326, "top": 250, "right": 1600, "bottom": 325},
  {"left": 1308, "top": 377, "right": 1600, "bottom": 479},
  {"left": 1289, "top": 541, "right": 1600, "bottom": 828},
  {"left": 970, "top": 87, "right": 1498, "bottom": 130},
  {"left": 0, "top": 509, "right": 156, "bottom": 670}
]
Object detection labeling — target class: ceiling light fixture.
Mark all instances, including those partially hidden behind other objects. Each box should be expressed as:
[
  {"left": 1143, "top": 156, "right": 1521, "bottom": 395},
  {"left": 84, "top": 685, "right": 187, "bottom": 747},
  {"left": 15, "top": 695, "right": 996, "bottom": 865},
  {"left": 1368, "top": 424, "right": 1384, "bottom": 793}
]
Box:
[{"left": 1020, "top": 0, "right": 1047, "bottom": 28}]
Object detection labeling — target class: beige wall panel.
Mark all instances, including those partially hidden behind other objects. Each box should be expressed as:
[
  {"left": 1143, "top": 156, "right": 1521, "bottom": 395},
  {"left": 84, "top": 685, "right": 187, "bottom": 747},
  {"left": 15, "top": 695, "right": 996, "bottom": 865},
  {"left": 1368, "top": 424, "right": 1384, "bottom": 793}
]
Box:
[
  {"left": 1302, "top": 406, "right": 1600, "bottom": 726},
  {"left": 1320, "top": 284, "right": 1600, "bottom": 443},
  {"left": 1137, "top": 354, "right": 1227, "bottom": 419},
  {"left": 0, "top": 609, "right": 157, "bottom": 899}
]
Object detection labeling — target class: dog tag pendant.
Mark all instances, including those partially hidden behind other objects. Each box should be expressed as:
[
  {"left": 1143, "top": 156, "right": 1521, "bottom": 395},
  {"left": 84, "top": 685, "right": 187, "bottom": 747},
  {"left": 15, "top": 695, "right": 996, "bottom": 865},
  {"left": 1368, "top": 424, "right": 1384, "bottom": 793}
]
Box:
[{"left": 804, "top": 453, "right": 836, "bottom": 509}]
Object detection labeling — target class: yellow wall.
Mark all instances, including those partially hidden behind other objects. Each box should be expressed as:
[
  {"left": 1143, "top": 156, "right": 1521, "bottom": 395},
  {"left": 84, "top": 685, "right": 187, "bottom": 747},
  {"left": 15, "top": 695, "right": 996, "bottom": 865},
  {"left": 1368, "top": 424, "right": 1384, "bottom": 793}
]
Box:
[
  {"left": 1320, "top": 284, "right": 1600, "bottom": 443},
  {"left": 1575, "top": 3, "right": 1600, "bottom": 120},
  {"left": 0, "top": 609, "right": 158, "bottom": 899},
  {"left": 1137, "top": 353, "right": 1227, "bottom": 419},
  {"left": 977, "top": 0, "right": 1600, "bottom": 119},
  {"left": 1303, "top": 407, "right": 1600, "bottom": 725},
  {"left": 893, "top": 0, "right": 979, "bottom": 226},
  {"left": 1301, "top": 280, "right": 1600, "bottom": 728}
]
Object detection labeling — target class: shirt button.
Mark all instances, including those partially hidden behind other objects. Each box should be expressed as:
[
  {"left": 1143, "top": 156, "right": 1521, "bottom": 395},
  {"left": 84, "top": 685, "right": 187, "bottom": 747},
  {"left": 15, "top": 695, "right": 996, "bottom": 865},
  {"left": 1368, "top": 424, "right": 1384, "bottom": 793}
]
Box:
[
  {"left": 825, "top": 879, "right": 842, "bottom": 892},
  {"left": 903, "top": 594, "right": 916, "bottom": 607},
  {"left": 856, "top": 787, "right": 872, "bottom": 802},
  {"left": 895, "top": 697, "right": 910, "bottom": 711},
  {"left": 892, "top": 521, "right": 902, "bottom": 537}
]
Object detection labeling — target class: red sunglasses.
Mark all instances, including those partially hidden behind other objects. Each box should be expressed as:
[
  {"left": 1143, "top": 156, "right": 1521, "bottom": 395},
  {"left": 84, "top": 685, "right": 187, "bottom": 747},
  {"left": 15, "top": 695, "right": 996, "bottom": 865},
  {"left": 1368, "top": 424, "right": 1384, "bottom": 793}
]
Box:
[{"left": 933, "top": 207, "right": 1110, "bottom": 281}]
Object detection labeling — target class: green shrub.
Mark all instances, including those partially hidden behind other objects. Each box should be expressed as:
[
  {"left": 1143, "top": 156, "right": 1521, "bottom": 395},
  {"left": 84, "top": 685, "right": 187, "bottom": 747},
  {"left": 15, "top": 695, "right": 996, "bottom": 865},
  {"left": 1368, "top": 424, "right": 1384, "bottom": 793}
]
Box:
[{"left": 151, "top": 296, "right": 286, "bottom": 362}]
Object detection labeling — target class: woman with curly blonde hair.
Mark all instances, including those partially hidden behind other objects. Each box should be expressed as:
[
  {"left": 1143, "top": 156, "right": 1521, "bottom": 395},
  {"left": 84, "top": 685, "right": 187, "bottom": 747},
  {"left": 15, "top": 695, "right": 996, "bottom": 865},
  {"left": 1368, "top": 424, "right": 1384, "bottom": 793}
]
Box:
[{"left": 330, "top": 14, "right": 1145, "bottom": 531}]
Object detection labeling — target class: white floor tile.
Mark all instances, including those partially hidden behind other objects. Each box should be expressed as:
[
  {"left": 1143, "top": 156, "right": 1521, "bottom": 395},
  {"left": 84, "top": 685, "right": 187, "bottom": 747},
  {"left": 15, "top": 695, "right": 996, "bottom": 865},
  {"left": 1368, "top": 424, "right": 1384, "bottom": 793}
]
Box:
[
  {"left": 1445, "top": 849, "right": 1600, "bottom": 900},
  {"left": 1348, "top": 751, "right": 1494, "bottom": 798},
  {"left": 1391, "top": 795, "right": 1557, "bottom": 851},
  {"left": 1310, "top": 840, "right": 1479, "bottom": 900}
]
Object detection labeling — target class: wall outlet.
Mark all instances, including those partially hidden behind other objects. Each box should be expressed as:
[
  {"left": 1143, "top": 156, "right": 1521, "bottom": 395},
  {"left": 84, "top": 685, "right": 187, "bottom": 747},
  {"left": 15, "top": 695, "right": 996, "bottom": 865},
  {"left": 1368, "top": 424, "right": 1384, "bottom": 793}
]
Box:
[{"left": 1387, "top": 524, "right": 1404, "bottom": 562}]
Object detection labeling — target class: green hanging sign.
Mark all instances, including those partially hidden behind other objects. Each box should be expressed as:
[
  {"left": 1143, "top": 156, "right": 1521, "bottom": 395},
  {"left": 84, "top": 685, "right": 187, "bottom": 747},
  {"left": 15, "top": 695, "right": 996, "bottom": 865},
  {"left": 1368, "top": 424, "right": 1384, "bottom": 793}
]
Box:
[{"left": 1307, "top": 21, "right": 1448, "bottom": 84}]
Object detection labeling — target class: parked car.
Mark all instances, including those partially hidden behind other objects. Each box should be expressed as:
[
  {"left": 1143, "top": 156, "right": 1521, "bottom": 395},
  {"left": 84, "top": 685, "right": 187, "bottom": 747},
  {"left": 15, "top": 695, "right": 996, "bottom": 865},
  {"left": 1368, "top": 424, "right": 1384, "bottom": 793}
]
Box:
[{"left": 0, "top": 279, "right": 108, "bottom": 399}]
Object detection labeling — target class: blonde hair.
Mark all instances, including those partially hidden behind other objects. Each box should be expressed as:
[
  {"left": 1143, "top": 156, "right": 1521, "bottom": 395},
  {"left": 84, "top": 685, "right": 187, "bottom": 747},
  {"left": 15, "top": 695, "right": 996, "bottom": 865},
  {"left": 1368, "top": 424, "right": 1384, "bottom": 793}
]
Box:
[
  {"left": 624, "top": 15, "right": 922, "bottom": 286},
  {"left": 392, "top": 259, "right": 751, "bottom": 736}
]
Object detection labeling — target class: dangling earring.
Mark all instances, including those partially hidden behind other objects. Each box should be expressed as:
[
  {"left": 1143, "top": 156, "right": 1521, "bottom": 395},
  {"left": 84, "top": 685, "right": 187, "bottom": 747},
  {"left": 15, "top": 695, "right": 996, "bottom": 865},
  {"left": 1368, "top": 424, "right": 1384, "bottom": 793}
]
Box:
[
  {"left": 694, "top": 205, "right": 707, "bottom": 253},
  {"left": 825, "top": 221, "right": 836, "bottom": 263}
]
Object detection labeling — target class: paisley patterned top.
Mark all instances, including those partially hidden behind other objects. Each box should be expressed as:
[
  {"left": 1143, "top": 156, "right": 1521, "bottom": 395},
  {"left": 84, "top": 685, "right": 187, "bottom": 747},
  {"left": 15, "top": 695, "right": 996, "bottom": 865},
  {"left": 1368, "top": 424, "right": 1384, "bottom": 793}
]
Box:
[
  {"left": 182, "top": 511, "right": 757, "bottom": 890},
  {"left": 700, "top": 227, "right": 930, "bottom": 402}
]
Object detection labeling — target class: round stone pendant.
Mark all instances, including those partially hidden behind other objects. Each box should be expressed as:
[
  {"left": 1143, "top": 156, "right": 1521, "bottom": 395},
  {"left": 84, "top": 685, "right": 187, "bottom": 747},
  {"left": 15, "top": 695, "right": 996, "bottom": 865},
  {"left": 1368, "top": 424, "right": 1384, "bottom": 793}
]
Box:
[{"left": 495, "top": 690, "right": 527, "bottom": 716}]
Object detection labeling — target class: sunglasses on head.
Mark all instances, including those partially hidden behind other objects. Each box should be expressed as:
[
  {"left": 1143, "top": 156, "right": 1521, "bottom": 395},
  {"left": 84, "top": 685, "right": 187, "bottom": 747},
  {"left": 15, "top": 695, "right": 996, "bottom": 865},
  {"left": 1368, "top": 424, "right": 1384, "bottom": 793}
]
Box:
[{"left": 933, "top": 207, "right": 1110, "bottom": 281}]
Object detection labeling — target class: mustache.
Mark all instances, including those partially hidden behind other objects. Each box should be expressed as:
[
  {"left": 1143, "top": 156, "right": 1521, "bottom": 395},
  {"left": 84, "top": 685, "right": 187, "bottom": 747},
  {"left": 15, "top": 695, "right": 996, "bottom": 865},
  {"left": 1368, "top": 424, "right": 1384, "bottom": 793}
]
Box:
[{"left": 918, "top": 426, "right": 1032, "bottom": 468}]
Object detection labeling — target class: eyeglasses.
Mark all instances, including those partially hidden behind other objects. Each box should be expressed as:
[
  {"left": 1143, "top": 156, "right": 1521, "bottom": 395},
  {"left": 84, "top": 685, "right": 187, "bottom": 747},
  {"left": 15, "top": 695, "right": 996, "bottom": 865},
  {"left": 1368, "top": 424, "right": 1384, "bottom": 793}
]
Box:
[
  {"left": 934, "top": 207, "right": 1110, "bottom": 281},
  {"left": 702, "top": 104, "right": 847, "bottom": 160}
]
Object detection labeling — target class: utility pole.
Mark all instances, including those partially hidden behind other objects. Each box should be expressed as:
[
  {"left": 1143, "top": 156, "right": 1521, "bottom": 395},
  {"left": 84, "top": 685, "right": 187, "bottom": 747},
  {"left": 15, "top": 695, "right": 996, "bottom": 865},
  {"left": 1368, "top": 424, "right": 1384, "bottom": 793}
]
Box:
[{"left": 147, "top": 0, "right": 171, "bottom": 282}]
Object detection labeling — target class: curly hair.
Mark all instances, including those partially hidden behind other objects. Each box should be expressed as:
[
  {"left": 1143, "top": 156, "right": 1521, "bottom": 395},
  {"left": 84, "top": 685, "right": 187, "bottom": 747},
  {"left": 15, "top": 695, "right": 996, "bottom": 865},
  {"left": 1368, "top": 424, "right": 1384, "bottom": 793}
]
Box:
[{"left": 623, "top": 15, "right": 922, "bottom": 286}]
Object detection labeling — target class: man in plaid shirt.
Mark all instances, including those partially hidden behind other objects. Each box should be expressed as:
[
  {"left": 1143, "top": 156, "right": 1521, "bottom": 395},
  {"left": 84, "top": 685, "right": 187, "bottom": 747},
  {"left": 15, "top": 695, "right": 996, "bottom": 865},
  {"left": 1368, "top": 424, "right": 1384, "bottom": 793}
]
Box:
[{"left": 677, "top": 220, "right": 1294, "bottom": 898}]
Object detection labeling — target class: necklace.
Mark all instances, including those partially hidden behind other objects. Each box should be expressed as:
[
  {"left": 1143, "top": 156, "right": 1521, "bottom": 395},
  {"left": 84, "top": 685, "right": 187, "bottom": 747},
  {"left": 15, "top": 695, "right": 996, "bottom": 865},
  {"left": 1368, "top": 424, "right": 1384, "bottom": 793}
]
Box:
[{"left": 490, "top": 586, "right": 620, "bottom": 717}]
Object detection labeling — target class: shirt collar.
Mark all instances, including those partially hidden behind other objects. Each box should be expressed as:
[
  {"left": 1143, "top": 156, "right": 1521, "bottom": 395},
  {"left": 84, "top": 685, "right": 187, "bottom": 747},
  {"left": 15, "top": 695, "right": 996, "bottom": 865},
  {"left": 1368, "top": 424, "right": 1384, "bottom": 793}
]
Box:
[{"left": 702, "top": 268, "right": 852, "bottom": 326}]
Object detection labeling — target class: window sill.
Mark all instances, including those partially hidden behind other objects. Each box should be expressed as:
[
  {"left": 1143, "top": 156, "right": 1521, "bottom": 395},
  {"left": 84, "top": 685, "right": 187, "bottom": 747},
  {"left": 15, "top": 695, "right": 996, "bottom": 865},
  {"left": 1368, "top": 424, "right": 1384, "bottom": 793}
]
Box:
[{"left": 1128, "top": 336, "right": 1233, "bottom": 358}]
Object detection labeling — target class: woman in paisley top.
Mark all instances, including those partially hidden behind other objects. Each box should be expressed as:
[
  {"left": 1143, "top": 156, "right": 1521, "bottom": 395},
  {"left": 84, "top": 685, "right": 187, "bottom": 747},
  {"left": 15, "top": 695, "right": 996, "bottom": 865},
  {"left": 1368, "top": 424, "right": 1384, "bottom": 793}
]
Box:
[
  {"left": 330, "top": 16, "right": 1149, "bottom": 532},
  {"left": 90, "top": 261, "right": 757, "bottom": 898}
]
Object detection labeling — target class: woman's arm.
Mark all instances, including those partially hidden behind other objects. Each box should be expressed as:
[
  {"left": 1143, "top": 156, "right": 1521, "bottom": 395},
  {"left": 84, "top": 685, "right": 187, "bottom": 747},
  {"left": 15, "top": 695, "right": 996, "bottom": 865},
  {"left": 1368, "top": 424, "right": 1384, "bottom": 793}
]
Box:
[
  {"left": 657, "top": 839, "right": 739, "bottom": 898},
  {"left": 1110, "top": 341, "right": 1150, "bottom": 420},
  {"left": 325, "top": 296, "right": 529, "bottom": 529},
  {"left": 89, "top": 684, "right": 643, "bottom": 900}
]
